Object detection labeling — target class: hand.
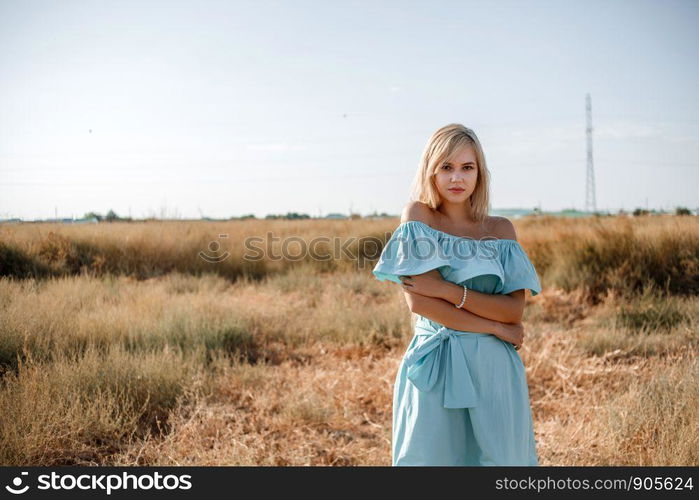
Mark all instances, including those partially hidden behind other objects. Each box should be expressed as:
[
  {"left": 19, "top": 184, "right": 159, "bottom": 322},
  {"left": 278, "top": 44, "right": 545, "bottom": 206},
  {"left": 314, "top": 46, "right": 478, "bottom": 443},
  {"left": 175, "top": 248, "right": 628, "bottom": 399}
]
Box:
[
  {"left": 494, "top": 321, "right": 525, "bottom": 350},
  {"left": 399, "top": 269, "right": 446, "bottom": 299}
]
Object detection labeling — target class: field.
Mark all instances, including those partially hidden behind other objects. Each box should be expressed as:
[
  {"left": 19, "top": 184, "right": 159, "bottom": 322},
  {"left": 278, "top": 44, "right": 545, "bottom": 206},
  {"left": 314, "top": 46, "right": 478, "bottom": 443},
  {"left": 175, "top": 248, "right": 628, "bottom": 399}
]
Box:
[{"left": 0, "top": 215, "right": 697, "bottom": 465}]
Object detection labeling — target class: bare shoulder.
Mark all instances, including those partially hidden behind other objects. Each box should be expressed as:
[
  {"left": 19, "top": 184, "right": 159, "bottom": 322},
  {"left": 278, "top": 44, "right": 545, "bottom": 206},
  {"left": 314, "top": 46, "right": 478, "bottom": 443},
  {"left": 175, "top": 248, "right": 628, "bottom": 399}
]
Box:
[
  {"left": 400, "top": 201, "right": 435, "bottom": 225},
  {"left": 487, "top": 215, "right": 518, "bottom": 241}
]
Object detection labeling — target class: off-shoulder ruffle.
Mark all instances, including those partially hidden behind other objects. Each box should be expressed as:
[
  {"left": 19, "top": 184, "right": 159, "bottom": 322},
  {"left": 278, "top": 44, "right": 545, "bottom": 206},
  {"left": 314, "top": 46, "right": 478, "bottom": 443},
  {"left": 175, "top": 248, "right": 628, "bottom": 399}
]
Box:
[{"left": 372, "top": 220, "right": 541, "bottom": 296}]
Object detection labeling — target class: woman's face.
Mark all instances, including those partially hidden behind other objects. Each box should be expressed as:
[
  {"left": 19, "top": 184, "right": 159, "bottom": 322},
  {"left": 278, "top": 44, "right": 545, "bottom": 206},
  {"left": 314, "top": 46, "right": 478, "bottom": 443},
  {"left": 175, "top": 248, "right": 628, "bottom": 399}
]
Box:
[{"left": 433, "top": 145, "right": 478, "bottom": 202}]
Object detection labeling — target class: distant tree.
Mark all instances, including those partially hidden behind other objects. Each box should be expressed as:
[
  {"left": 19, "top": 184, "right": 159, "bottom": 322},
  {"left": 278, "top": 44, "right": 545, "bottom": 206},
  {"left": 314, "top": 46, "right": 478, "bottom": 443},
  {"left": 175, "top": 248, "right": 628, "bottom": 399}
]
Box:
[
  {"left": 263, "top": 212, "right": 312, "bottom": 219},
  {"left": 675, "top": 206, "right": 691, "bottom": 216},
  {"left": 105, "top": 209, "right": 119, "bottom": 222},
  {"left": 284, "top": 212, "right": 310, "bottom": 219},
  {"left": 83, "top": 211, "right": 103, "bottom": 221},
  {"left": 633, "top": 208, "right": 649, "bottom": 216}
]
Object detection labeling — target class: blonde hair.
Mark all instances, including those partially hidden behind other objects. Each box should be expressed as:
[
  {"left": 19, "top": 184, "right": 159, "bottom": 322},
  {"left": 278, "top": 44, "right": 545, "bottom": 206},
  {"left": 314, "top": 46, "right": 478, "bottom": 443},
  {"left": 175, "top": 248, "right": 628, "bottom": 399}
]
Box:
[{"left": 409, "top": 123, "right": 491, "bottom": 223}]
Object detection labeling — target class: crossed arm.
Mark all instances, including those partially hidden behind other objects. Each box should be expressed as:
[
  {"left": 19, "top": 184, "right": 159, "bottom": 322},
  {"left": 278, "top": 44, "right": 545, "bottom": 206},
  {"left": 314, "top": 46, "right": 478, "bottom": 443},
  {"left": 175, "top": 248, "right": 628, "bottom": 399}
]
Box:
[
  {"left": 401, "top": 269, "right": 526, "bottom": 325},
  {"left": 395, "top": 204, "right": 527, "bottom": 340},
  {"left": 408, "top": 270, "right": 525, "bottom": 323}
]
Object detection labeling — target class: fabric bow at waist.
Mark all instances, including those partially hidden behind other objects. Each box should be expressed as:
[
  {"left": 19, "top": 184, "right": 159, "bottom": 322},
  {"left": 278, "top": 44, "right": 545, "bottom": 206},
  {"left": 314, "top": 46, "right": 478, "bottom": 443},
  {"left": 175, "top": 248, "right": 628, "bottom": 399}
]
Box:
[{"left": 403, "top": 324, "right": 479, "bottom": 409}]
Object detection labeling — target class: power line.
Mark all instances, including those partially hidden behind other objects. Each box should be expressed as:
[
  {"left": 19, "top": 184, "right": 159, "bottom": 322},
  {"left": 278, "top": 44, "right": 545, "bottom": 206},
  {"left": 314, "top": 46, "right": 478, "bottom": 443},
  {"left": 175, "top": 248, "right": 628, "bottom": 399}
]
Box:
[
  {"left": 1, "top": 155, "right": 695, "bottom": 175},
  {"left": 0, "top": 148, "right": 418, "bottom": 173},
  {"left": 0, "top": 170, "right": 415, "bottom": 186},
  {"left": 1, "top": 159, "right": 696, "bottom": 187}
]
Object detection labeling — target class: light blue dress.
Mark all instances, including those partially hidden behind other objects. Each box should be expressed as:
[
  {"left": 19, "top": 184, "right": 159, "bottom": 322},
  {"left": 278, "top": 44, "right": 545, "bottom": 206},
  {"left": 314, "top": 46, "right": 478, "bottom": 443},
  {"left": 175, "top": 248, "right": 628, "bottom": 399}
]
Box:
[{"left": 372, "top": 220, "right": 542, "bottom": 466}]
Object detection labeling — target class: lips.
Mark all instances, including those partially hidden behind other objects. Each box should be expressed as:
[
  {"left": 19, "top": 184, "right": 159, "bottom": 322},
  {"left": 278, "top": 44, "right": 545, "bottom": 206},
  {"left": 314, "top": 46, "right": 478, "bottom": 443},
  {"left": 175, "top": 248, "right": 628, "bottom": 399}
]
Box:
[{"left": 448, "top": 188, "right": 465, "bottom": 192}]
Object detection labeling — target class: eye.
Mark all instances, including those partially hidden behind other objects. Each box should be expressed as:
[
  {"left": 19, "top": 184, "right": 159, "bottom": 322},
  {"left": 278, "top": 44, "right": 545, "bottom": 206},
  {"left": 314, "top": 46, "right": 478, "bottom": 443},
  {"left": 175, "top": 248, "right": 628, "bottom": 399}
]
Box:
[{"left": 441, "top": 164, "right": 451, "bottom": 170}]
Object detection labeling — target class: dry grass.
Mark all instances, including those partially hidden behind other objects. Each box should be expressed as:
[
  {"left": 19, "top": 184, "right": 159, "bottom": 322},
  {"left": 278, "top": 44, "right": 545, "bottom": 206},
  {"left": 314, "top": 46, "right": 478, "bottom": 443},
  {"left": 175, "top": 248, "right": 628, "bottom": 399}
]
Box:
[
  {"left": 5, "top": 215, "right": 695, "bottom": 301},
  {"left": 0, "top": 215, "right": 697, "bottom": 465}
]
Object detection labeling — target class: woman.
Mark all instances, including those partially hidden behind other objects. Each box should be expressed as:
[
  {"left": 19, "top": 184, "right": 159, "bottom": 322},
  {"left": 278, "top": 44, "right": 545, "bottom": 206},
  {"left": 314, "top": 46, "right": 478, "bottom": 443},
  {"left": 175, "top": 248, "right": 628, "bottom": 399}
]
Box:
[{"left": 372, "top": 123, "right": 542, "bottom": 466}]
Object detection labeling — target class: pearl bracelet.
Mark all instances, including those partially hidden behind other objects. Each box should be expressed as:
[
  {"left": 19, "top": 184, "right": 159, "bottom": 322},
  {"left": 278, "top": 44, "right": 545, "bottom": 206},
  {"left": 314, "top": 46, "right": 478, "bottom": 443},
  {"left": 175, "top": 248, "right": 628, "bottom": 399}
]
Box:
[{"left": 455, "top": 285, "right": 468, "bottom": 308}]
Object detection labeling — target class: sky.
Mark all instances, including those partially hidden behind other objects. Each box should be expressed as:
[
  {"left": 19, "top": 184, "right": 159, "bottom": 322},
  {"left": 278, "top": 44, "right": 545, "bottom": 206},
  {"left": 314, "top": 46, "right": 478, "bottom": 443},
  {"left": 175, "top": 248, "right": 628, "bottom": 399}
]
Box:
[{"left": 1, "top": 0, "right": 697, "bottom": 220}]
